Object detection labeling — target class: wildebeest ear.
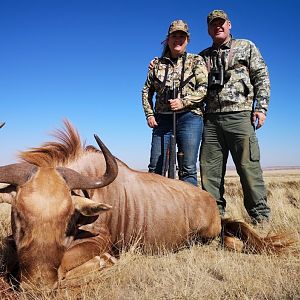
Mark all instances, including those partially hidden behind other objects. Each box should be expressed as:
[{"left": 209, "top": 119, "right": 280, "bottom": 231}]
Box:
[{"left": 71, "top": 195, "right": 112, "bottom": 216}]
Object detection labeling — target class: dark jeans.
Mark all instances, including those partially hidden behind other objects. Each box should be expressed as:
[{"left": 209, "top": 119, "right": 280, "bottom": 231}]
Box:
[
  {"left": 200, "top": 111, "right": 270, "bottom": 221},
  {"left": 148, "top": 111, "right": 203, "bottom": 186}
]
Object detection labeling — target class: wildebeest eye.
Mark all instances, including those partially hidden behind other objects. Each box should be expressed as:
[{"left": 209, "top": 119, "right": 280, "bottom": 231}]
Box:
[{"left": 26, "top": 166, "right": 38, "bottom": 182}]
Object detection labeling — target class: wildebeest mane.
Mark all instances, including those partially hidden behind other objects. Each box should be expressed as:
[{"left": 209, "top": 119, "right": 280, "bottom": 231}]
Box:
[{"left": 18, "top": 120, "right": 98, "bottom": 167}]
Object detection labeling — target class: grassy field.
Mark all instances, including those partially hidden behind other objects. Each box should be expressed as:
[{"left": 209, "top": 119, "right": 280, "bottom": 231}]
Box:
[{"left": 0, "top": 169, "right": 299, "bottom": 300}]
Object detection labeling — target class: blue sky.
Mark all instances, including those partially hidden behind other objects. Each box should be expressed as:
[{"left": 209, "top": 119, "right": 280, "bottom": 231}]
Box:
[{"left": 1, "top": 0, "right": 299, "bottom": 169}]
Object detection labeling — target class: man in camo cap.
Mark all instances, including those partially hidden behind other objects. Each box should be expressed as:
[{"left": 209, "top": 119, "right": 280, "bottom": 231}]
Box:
[
  {"left": 199, "top": 10, "right": 271, "bottom": 226},
  {"left": 206, "top": 9, "right": 229, "bottom": 24}
]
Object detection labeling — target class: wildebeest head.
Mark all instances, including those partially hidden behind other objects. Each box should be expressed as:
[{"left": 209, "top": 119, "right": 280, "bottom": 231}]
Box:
[{"left": 0, "top": 134, "right": 118, "bottom": 288}]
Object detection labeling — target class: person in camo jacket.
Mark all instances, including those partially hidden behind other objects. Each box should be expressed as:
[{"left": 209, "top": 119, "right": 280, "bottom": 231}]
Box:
[
  {"left": 142, "top": 20, "right": 208, "bottom": 187},
  {"left": 199, "top": 9, "right": 271, "bottom": 225}
]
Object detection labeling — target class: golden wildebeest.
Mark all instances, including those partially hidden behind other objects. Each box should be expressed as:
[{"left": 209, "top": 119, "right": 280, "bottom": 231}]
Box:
[{"left": 0, "top": 121, "right": 293, "bottom": 289}]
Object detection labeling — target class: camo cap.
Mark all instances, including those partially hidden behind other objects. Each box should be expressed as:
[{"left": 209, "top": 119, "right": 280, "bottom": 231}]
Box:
[
  {"left": 207, "top": 10, "right": 229, "bottom": 24},
  {"left": 168, "top": 20, "right": 190, "bottom": 36}
]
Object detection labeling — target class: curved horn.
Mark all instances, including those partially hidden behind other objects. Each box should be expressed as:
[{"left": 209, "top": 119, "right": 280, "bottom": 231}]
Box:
[
  {"left": 0, "top": 163, "right": 37, "bottom": 186},
  {"left": 57, "top": 134, "right": 118, "bottom": 190},
  {"left": 93, "top": 134, "right": 118, "bottom": 187}
]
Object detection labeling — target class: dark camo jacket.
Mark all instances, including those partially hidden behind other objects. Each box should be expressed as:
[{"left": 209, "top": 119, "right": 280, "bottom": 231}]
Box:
[{"left": 200, "top": 37, "right": 270, "bottom": 114}]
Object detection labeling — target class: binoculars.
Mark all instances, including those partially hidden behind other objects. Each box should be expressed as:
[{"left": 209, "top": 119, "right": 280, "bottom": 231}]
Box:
[
  {"left": 208, "top": 50, "right": 231, "bottom": 90},
  {"left": 163, "top": 86, "right": 179, "bottom": 104}
]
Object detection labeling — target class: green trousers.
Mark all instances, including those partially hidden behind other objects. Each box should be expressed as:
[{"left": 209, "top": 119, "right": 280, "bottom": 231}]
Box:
[{"left": 200, "top": 111, "right": 270, "bottom": 222}]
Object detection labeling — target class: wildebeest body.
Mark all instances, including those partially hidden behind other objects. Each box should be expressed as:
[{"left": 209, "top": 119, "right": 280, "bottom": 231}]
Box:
[
  {"left": 70, "top": 154, "right": 221, "bottom": 252},
  {"left": 0, "top": 121, "right": 294, "bottom": 289}
]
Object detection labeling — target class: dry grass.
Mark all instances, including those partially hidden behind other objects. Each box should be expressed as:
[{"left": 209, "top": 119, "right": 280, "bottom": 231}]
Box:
[{"left": 1, "top": 169, "right": 299, "bottom": 300}]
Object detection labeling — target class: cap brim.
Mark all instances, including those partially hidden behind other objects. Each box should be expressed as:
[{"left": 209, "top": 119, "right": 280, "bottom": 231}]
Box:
[
  {"left": 168, "top": 29, "right": 189, "bottom": 35},
  {"left": 208, "top": 17, "right": 227, "bottom": 24}
]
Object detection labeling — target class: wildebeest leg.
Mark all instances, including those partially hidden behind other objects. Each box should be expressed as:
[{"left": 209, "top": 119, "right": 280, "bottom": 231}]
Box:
[
  {"left": 195, "top": 210, "right": 222, "bottom": 242},
  {"left": 60, "top": 252, "right": 117, "bottom": 284},
  {"left": 58, "top": 233, "right": 112, "bottom": 282}
]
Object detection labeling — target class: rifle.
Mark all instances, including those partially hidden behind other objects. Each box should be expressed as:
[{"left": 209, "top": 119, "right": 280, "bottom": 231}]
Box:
[{"left": 168, "top": 82, "right": 177, "bottom": 179}]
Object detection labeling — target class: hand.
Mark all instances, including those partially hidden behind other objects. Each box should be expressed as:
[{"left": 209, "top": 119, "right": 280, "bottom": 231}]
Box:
[
  {"left": 147, "top": 116, "right": 158, "bottom": 128},
  {"left": 252, "top": 111, "right": 266, "bottom": 129},
  {"left": 148, "top": 57, "right": 158, "bottom": 70},
  {"left": 169, "top": 98, "right": 183, "bottom": 111}
]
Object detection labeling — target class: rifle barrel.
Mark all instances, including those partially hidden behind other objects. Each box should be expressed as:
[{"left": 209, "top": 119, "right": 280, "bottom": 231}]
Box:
[{"left": 168, "top": 81, "right": 178, "bottom": 179}]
